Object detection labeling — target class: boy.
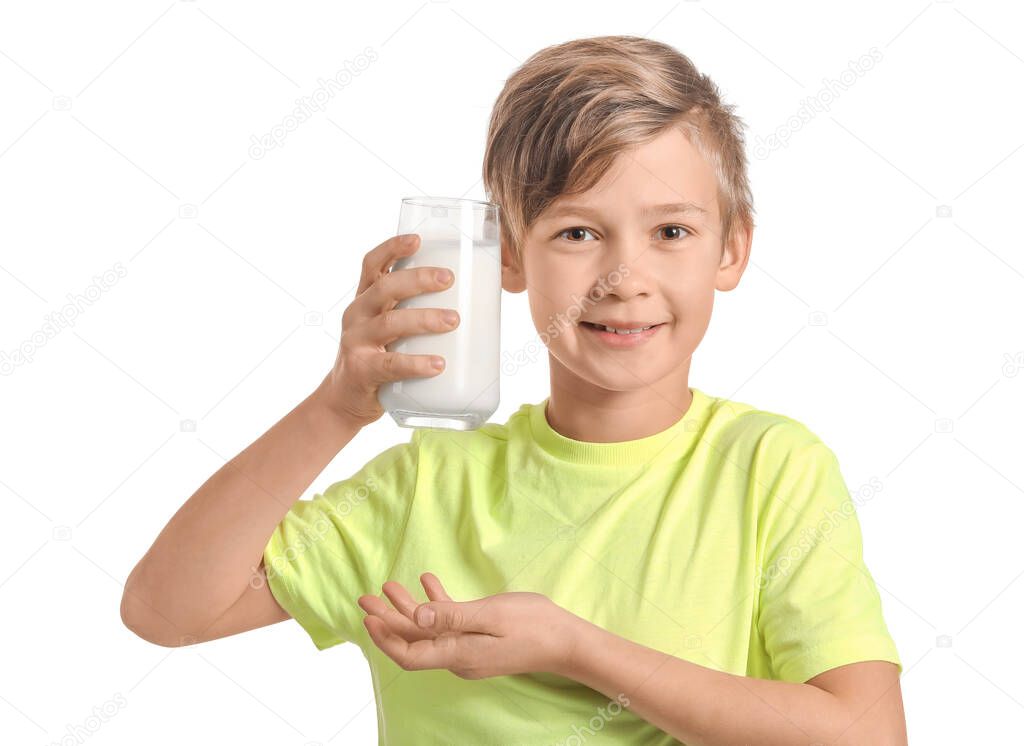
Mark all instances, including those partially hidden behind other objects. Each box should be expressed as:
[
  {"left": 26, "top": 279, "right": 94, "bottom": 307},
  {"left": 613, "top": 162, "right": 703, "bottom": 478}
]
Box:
[{"left": 122, "top": 35, "right": 905, "bottom": 744}]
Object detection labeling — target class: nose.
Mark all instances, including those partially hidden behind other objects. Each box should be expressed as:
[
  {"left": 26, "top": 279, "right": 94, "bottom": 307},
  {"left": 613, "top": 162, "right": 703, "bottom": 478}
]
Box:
[{"left": 598, "top": 238, "right": 652, "bottom": 301}]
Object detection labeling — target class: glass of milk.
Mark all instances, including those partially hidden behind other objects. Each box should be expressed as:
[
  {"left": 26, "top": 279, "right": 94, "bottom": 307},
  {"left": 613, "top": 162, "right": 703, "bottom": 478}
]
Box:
[{"left": 378, "top": 196, "right": 501, "bottom": 431}]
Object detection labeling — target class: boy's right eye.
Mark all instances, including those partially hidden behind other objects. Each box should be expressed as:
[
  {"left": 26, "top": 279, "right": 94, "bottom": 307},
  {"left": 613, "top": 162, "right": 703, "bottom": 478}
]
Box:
[{"left": 557, "top": 227, "right": 597, "bottom": 242}]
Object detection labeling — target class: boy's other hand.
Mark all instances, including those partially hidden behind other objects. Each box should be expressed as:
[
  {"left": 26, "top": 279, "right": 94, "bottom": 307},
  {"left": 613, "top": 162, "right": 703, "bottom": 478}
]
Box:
[
  {"left": 318, "top": 234, "right": 459, "bottom": 428},
  {"left": 358, "top": 572, "right": 582, "bottom": 680}
]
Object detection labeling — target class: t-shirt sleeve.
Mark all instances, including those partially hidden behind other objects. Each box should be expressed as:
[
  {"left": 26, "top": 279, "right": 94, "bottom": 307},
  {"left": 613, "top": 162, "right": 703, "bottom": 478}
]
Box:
[
  {"left": 262, "top": 430, "right": 421, "bottom": 651},
  {"left": 755, "top": 427, "right": 902, "bottom": 683}
]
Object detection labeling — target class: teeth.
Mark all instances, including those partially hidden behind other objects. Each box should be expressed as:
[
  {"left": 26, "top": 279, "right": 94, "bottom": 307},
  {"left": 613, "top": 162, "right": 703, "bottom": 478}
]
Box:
[{"left": 596, "top": 323, "right": 653, "bottom": 335}]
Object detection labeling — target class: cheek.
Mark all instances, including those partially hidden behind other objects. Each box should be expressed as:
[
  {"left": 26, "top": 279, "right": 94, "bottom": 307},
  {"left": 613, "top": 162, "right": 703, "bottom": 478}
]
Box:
[
  {"left": 664, "top": 257, "right": 718, "bottom": 307},
  {"left": 523, "top": 262, "right": 575, "bottom": 316}
]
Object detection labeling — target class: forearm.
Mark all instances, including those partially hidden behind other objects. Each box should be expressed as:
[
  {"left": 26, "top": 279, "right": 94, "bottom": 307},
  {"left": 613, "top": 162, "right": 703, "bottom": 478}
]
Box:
[
  {"left": 561, "top": 617, "right": 859, "bottom": 746},
  {"left": 123, "top": 375, "right": 361, "bottom": 639}
]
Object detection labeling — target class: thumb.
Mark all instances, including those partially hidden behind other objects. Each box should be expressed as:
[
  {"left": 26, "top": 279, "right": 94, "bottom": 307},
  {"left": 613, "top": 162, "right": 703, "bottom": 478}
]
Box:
[{"left": 415, "top": 600, "right": 491, "bottom": 633}]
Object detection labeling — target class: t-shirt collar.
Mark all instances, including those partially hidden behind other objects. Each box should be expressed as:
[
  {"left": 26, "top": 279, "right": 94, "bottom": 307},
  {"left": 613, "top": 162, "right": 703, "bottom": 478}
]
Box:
[{"left": 527, "top": 387, "right": 711, "bottom": 466}]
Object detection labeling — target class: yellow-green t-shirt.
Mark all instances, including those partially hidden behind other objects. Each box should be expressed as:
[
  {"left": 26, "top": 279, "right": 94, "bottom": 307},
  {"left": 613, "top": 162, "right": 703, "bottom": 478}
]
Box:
[{"left": 263, "top": 387, "right": 901, "bottom": 745}]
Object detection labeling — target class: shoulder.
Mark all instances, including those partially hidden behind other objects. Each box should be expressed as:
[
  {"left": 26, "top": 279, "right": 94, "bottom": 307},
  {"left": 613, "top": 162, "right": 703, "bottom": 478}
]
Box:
[
  {"left": 701, "top": 390, "right": 828, "bottom": 463},
  {"left": 697, "top": 392, "right": 847, "bottom": 525},
  {"left": 701, "top": 398, "right": 856, "bottom": 536}
]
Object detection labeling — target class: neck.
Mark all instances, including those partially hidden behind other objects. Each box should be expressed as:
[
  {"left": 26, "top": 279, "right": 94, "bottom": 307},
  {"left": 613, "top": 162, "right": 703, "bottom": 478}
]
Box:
[{"left": 544, "top": 355, "right": 694, "bottom": 443}]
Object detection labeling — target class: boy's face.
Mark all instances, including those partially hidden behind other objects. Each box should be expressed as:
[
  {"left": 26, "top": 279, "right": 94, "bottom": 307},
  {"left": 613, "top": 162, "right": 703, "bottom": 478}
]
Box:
[{"left": 501, "top": 125, "right": 752, "bottom": 396}]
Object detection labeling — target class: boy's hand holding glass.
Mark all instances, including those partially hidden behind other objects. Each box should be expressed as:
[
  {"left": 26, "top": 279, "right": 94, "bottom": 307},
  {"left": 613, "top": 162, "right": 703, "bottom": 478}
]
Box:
[{"left": 318, "top": 233, "right": 459, "bottom": 428}]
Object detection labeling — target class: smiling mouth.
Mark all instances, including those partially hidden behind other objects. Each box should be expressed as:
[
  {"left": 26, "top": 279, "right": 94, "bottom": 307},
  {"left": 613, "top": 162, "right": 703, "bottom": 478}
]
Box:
[{"left": 579, "top": 321, "right": 665, "bottom": 335}]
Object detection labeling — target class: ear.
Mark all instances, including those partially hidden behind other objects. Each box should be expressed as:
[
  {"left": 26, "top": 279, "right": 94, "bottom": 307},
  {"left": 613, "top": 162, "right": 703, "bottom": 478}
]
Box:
[
  {"left": 715, "top": 220, "right": 753, "bottom": 292},
  {"left": 501, "top": 240, "right": 527, "bottom": 293}
]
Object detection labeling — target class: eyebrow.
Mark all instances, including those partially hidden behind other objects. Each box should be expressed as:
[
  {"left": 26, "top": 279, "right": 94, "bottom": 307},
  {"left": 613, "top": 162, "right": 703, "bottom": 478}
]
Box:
[{"left": 541, "top": 201, "right": 709, "bottom": 221}]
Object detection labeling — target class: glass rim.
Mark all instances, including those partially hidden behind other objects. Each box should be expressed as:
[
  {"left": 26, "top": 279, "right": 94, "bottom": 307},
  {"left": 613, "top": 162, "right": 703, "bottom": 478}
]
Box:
[{"left": 401, "top": 195, "right": 499, "bottom": 212}]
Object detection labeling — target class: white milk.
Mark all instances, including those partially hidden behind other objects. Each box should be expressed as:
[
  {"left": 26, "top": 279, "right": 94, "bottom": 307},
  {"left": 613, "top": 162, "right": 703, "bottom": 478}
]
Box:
[{"left": 378, "top": 238, "right": 501, "bottom": 430}]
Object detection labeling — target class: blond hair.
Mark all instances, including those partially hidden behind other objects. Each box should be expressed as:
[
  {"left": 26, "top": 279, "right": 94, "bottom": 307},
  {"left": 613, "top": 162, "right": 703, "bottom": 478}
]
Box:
[{"left": 483, "top": 35, "right": 755, "bottom": 260}]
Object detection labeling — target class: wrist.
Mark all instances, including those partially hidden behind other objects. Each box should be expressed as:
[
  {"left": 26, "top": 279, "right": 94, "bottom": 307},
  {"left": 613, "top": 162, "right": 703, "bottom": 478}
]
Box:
[
  {"left": 308, "top": 376, "right": 366, "bottom": 435},
  {"left": 554, "top": 610, "right": 602, "bottom": 680}
]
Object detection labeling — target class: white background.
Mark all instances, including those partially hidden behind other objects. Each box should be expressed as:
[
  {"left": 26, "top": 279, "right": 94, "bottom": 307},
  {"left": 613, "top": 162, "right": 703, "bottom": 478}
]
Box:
[{"left": 2, "top": 1, "right": 1023, "bottom": 743}]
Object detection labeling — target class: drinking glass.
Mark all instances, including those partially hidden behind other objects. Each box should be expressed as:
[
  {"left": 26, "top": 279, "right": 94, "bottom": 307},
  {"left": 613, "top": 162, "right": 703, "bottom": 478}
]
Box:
[{"left": 378, "top": 196, "right": 501, "bottom": 430}]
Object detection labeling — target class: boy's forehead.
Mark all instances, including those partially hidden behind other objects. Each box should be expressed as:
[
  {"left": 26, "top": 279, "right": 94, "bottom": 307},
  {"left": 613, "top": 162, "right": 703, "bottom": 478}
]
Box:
[{"left": 542, "top": 127, "right": 719, "bottom": 221}]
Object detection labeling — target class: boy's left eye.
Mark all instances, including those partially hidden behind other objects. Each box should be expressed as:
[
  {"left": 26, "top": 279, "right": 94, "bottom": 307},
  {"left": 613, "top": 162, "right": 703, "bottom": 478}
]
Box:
[
  {"left": 556, "top": 225, "right": 691, "bottom": 242},
  {"left": 659, "top": 225, "right": 689, "bottom": 240}
]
